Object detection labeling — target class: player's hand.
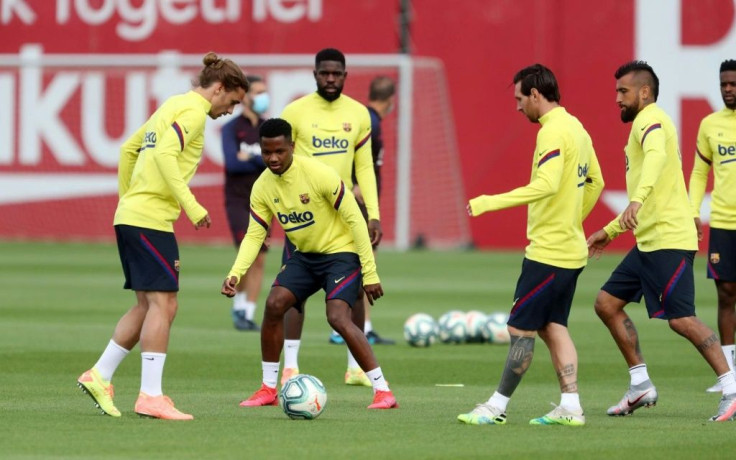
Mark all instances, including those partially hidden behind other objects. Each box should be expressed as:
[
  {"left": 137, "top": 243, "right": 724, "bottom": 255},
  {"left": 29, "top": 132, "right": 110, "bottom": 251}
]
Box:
[
  {"left": 586, "top": 229, "right": 611, "bottom": 259},
  {"left": 195, "top": 214, "right": 211, "bottom": 230},
  {"left": 368, "top": 219, "right": 383, "bottom": 247},
  {"left": 619, "top": 201, "right": 641, "bottom": 231},
  {"left": 221, "top": 276, "right": 238, "bottom": 297},
  {"left": 363, "top": 283, "right": 384, "bottom": 305},
  {"left": 466, "top": 203, "right": 474, "bottom": 217},
  {"left": 694, "top": 217, "right": 703, "bottom": 241}
]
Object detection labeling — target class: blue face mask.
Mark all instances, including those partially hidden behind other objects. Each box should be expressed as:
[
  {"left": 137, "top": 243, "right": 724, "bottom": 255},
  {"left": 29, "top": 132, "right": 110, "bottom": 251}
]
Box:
[{"left": 252, "top": 92, "right": 270, "bottom": 115}]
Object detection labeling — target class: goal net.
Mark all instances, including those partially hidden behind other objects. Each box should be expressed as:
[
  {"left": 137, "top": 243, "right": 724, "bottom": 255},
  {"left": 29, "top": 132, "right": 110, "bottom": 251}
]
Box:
[{"left": 0, "top": 46, "right": 471, "bottom": 250}]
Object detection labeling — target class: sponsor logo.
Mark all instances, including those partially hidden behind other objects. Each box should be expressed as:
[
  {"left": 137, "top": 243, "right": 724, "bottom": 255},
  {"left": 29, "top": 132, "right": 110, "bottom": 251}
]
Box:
[
  {"left": 577, "top": 163, "right": 589, "bottom": 177},
  {"left": 332, "top": 185, "right": 339, "bottom": 195},
  {"left": 711, "top": 253, "right": 721, "bottom": 264},
  {"left": 334, "top": 276, "right": 346, "bottom": 283},
  {"left": 312, "top": 135, "right": 349, "bottom": 150},
  {"left": 174, "top": 260, "right": 180, "bottom": 271},
  {"left": 274, "top": 198, "right": 280, "bottom": 203},
  {"left": 343, "top": 122, "right": 352, "bottom": 132},
  {"left": 144, "top": 131, "right": 157, "bottom": 144},
  {"left": 300, "top": 193, "right": 310, "bottom": 204},
  {"left": 277, "top": 211, "right": 314, "bottom": 225},
  {"left": 717, "top": 144, "right": 736, "bottom": 156}
]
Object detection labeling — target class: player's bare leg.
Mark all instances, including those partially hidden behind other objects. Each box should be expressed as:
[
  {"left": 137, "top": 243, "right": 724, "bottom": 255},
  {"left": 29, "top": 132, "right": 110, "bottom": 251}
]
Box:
[{"left": 594, "top": 290, "right": 644, "bottom": 366}]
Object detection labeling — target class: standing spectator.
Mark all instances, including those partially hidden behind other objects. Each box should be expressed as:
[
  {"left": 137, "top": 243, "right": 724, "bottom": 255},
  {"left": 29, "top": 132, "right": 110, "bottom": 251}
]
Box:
[{"left": 221, "top": 75, "right": 270, "bottom": 331}]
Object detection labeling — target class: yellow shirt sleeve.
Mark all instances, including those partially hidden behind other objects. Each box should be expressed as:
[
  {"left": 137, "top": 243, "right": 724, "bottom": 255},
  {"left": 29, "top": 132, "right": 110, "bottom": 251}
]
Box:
[
  {"left": 582, "top": 148, "right": 604, "bottom": 220},
  {"left": 353, "top": 109, "right": 380, "bottom": 221},
  {"left": 469, "top": 130, "right": 563, "bottom": 215},
  {"left": 227, "top": 181, "right": 271, "bottom": 283},
  {"left": 151, "top": 110, "right": 208, "bottom": 225},
  {"left": 630, "top": 124, "right": 667, "bottom": 204},
  {"left": 118, "top": 125, "right": 146, "bottom": 197},
  {"left": 688, "top": 119, "right": 712, "bottom": 218}
]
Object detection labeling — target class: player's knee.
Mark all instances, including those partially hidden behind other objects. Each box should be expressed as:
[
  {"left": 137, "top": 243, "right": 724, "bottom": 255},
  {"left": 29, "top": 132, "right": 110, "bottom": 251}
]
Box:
[{"left": 594, "top": 294, "right": 616, "bottom": 319}]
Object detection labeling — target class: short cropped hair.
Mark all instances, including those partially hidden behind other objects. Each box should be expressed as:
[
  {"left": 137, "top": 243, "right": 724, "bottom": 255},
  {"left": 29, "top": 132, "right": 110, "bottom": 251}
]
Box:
[
  {"left": 259, "top": 118, "right": 292, "bottom": 141},
  {"left": 369, "top": 76, "right": 396, "bottom": 101},
  {"left": 513, "top": 64, "right": 560, "bottom": 103},
  {"left": 615, "top": 60, "right": 659, "bottom": 101},
  {"left": 720, "top": 59, "right": 736, "bottom": 73},
  {"left": 315, "top": 48, "right": 346, "bottom": 67}
]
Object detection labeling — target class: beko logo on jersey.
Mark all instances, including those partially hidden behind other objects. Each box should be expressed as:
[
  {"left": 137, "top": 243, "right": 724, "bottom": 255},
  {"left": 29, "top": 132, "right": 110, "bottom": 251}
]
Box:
[
  {"left": 144, "top": 131, "right": 157, "bottom": 144},
  {"left": 278, "top": 211, "right": 315, "bottom": 225},
  {"left": 312, "top": 136, "right": 349, "bottom": 149},
  {"left": 577, "top": 164, "right": 589, "bottom": 177},
  {"left": 717, "top": 144, "right": 736, "bottom": 156}
]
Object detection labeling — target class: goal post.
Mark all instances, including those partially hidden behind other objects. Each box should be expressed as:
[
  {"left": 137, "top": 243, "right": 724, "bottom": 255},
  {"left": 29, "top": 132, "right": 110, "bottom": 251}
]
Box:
[{"left": 0, "top": 46, "right": 471, "bottom": 249}]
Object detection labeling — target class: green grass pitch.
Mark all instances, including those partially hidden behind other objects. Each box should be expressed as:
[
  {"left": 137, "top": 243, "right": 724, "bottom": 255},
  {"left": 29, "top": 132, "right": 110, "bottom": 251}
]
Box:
[{"left": 0, "top": 241, "right": 733, "bottom": 459}]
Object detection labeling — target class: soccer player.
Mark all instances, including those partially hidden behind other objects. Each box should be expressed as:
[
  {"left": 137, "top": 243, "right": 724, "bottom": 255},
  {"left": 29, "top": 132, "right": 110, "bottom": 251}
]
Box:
[
  {"left": 689, "top": 59, "right": 736, "bottom": 393},
  {"left": 587, "top": 60, "right": 736, "bottom": 422},
  {"left": 279, "top": 48, "right": 382, "bottom": 387},
  {"left": 221, "top": 75, "right": 270, "bottom": 331},
  {"left": 457, "top": 64, "right": 604, "bottom": 426},
  {"left": 338, "top": 75, "right": 398, "bottom": 346},
  {"left": 222, "top": 118, "right": 397, "bottom": 410},
  {"left": 77, "top": 52, "right": 248, "bottom": 420}
]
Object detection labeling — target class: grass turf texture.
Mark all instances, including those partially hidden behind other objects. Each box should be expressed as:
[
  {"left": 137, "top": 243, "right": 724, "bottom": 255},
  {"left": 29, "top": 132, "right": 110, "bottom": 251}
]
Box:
[{"left": 0, "top": 240, "right": 733, "bottom": 459}]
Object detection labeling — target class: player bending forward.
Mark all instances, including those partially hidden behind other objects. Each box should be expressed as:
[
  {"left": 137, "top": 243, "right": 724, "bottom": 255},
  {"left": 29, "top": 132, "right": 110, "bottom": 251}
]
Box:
[{"left": 221, "top": 118, "right": 398, "bottom": 410}]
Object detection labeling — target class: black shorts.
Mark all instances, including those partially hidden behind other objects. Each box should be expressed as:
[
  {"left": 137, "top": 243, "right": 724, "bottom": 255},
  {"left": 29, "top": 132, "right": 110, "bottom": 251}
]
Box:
[
  {"left": 225, "top": 172, "right": 268, "bottom": 252},
  {"left": 507, "top": 258, "right": 583, "bottom": 330},
  {"left": 601, "top": 247, "right": 696, "bottom": 320},
  {"left": 707, "top": 227, "right": 736, "bottom": 282},
  {"left": 273, "top": 251, "right": 363, "bottom": 311},
  {"left": 115, "top": 224, "right": 179, "bottom": 292}
]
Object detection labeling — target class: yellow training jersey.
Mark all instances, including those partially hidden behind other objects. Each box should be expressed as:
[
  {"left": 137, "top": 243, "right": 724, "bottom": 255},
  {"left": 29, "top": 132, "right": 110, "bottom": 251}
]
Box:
[
  {"left": 280, "top": 92, "right": 379, "bottom": 220},
  {"left": 114, "top": 91, "right": 210, "bottom": 232},
  {"left": 688, "top": 107, "right": 736, "bottom": 229},
  {"left": 604, "top": 103, "right": 698, "bottom": 251},
  {"left": 468, "top": 107, "right": 604, "bottom": 268},
  {"left": 227, "top": 155, "right": 378, "bottom": 284}
]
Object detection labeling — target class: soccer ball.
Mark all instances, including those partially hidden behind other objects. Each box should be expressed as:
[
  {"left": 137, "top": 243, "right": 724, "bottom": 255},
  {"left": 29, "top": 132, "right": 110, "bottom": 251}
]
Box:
[
  {"left": 438, "top": 310, "right": 467, "bottom": 344},
  {"left": 484, "top": 311, "right": 510, "bottom": 344},
  {"left": 465, "top": 310, "right": 488, "bottom": 343},
  {"left": 279, "top": 374, "right": 327, "bottom": 420},
  {"left": 404, "top": 313, "right": 439, "bottom": 347}
]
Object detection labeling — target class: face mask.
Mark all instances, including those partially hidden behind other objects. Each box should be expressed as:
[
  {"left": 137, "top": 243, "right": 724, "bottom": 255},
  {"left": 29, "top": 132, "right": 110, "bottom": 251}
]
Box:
[{"left": 251, "top": 92, "right": 270, "bottom": 115}]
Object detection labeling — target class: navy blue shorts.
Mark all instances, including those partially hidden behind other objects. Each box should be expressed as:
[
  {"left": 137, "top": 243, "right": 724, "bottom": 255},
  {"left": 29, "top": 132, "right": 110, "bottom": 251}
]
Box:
[
  {"left": 507, "top": 258, "right": 583, "bottom": 330},
  {"left": 601, "top": 247, "right": 696, "bottom": 320},
  {"left": 273, "top": 251, "right": 363, "bottom": 311},
  {"left": 707, "top": 228, "right": 736, "bottom": 282},
  {"left": 115, "top": 224, "right": 179, "bottom": 292}
]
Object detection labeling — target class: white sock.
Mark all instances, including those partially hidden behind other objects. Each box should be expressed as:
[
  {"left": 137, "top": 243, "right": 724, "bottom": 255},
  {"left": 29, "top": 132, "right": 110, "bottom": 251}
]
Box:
[
  {"left": 366, "top": 367, "right": 389, "bottom": 392},
  {"left": 262, "top": 361, "right": 279, "bottom": 389},
  {"left": 140, "top": 352, "right": 166, "bottom": 396},
  {"left": 560, "top": 392, "right": 581, "bottom": 411},
  {"left": 94, "top": 340, "right": 129, "bottom": 381},
  {"left": 718, "top": 370, "right": 736, "bottom": 395},
  {"left": 364, "top": 320, "right": 373, "bottom": 334},
  {"left": 347, "top": 349, "right": 360, "bottom": 369},
  {"left": 283, "top": 340, "right": 301, "bottom": 369},
  {"left": 487, "top": 391, "right": 510, "bottom": 411},
  {"left": 244, "top": 300, "right": 256, "bottom": 321},
  {"left": 723, "top": 345, "right": 736, "bottom": 372},
  {"left": 629, "top": 364, "right": 650, "bottom": 386},
  {"left": 232, "top": 292, "right": 247, "bottom": 311}
]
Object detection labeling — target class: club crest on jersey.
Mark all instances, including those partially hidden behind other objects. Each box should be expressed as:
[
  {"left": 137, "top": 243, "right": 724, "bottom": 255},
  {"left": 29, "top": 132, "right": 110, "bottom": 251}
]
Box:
[
  {"left": 711, "top": 253, "right": 721, "bottom": 264},
  {"left": 174, "top": 260, "right": 180, "bottom": 272},
  {"left": 300, "top": 193, "right": 310, "bottom": 204},
  {"left": 342, "top": 122, "right": 352, "bottom": 132}
]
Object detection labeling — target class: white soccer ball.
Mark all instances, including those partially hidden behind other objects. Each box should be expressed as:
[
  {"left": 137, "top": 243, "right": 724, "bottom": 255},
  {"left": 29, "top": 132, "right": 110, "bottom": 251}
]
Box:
[
  {"left": 404, "top": 313, "right": 439, "bottom": 347},
  {"left": 484, "top": 311, "right": 510, "bottom": 344},
  {"left": 465, "top": 310, "right": 488, "bottom": 343},
  {"left": 279, "top": 374, "right": 327, "bottom": 420},
  {"left": 438, "top": 310, "right": 467, "bottom": 344}
]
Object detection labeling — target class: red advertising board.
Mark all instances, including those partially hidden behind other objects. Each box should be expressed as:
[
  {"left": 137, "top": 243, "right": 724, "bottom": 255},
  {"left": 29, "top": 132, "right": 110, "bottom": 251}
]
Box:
[{"left": 1, "top": 0, "right": 733, "bottom": 251}]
